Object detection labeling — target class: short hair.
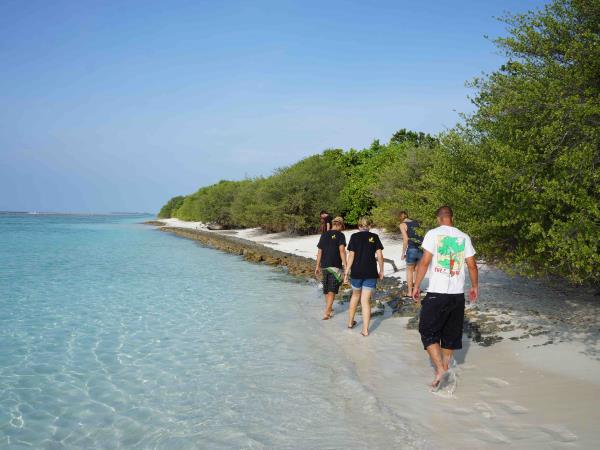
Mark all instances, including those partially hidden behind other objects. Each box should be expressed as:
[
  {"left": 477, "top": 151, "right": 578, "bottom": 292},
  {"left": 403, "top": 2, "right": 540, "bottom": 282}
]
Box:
[
  {"left": 320, "top": 210, "right": 328, "bottom": 215},
  {"left": 332, "top": 216, "right": 345, "bottom": 228},
  {"left": 398, "top": 210, "right": 408, "bottom": 219},
  {"left": 435, "top": 206, "right": 453, "bottom": 218},
  {"left": 357, "top": 216, "right": 373, "bottom": 228}
]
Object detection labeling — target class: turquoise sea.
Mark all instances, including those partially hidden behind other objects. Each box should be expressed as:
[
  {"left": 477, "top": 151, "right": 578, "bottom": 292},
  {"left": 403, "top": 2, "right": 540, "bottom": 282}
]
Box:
[{"left": 0, "top": 214, "right": 420, "bottom": 449}]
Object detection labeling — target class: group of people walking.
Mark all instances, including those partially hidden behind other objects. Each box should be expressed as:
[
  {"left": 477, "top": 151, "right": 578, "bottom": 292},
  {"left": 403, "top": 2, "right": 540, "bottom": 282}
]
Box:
[{"left": 315, "top": 206, "right": 479, "bottom": 388}]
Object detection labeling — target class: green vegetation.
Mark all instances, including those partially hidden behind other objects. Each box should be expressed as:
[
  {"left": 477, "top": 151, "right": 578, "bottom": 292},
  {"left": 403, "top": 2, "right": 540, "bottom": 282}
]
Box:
[
  {"left": 159, "top": 0, "right": 599, "bottom": 285},
  {"left": 157, "top": 195, "right": 185, "bottom": 218}
]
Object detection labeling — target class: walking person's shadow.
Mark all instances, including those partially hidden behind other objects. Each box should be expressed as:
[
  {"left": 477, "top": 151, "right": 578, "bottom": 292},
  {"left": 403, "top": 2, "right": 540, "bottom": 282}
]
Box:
[{"left": 453, "top": 334, "right": 471, "bottom": 365}]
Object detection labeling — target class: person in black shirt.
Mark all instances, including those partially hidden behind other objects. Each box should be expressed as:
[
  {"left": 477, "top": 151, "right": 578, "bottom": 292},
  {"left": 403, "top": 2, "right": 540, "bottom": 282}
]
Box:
[
  {"left": 319, "top": 210, "right": 333, "bottom": 234},
  {"left": 344, "top": 216, "right": 384, "bottom": 336},
  {"left": 315, "top": 217, "right": 347, "bottom": 320}
]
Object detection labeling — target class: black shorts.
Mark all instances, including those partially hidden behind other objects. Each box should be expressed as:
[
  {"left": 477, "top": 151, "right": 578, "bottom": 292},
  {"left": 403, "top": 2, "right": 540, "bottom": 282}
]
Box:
[
  {"left": 418, "top": 293, "right": 465, "bottom": 350},
  {"left": 322, "top": 271, "right": 342, "bottom": 294}
]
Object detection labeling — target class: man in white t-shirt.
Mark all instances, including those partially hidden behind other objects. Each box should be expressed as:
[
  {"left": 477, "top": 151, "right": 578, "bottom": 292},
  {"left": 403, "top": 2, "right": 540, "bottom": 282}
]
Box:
[{"left": 412, "top": 206, "right": 479, "bottom": 389}]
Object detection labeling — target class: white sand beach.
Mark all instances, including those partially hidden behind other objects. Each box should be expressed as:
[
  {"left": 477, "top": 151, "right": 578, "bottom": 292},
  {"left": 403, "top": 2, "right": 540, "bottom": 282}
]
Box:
[{"left": 157, "top": 218, "right": 600, "bottom": 449}]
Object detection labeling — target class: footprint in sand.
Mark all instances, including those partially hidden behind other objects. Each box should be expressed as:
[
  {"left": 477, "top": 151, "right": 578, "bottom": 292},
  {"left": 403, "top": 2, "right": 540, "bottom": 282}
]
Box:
[
  {"left": 478, "top": 390, "right": 495, "bottom": 398},
  {"left": 472, "top": 428, "right": 510, "bottom": 444},
  {"left": 474, "top": 402, "right": 496, "bottom": 419},
  {"left": 539, "top": 425, "right": 578, "bottom": 442},
  {"left": 495, "top": 400, "right": 528, "bottom": 414},
  {"left": 459, "top": 364, "right": 478, "bottom": 370},
  {"left": 484, "top": 377, "right": 510, "bottom": 388},
  {"left": 443, "top": 406, "right": 473, "bottom": 414}
]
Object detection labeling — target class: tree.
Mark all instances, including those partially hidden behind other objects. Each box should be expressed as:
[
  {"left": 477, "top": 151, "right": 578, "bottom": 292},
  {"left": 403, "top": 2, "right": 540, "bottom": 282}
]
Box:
[
  {"left": 157, "top": 195, "right": 185, "bottom": 218},
  {"left": 449, "top": 0, "right": 600, "bottom": 283},
  {"left": 390, "top": 128, "right": 438, "bottom": 147}
]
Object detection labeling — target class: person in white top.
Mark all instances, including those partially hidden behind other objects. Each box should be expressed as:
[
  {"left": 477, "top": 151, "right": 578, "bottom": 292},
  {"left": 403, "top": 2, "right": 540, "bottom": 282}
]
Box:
[{"left": 412, "top": 206, "right": 479, "bottom": 389}]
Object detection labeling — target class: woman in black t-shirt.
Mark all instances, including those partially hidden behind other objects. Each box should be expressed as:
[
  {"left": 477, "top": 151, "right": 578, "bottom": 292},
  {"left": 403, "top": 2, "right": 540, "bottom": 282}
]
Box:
[{"left": 343, "top": 217, "right": 384, "bottom": 336}]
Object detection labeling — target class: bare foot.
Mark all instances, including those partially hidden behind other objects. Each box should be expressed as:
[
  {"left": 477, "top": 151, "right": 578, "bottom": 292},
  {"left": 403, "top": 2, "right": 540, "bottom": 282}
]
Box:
[
  {"left": 431, "top": 370, "right": 446, "bottom": 389},
  {"left": 347, "top": 320, "right": 357, "bottom": 329},
  {"left": 360, "top": 331, "right": 369, "bottom": 337}
]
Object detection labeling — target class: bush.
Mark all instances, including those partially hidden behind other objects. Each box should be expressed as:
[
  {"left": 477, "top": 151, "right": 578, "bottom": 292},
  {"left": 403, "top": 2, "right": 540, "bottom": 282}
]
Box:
[{"left": 157, "top": 196, "right": 185, "bottom": 218}]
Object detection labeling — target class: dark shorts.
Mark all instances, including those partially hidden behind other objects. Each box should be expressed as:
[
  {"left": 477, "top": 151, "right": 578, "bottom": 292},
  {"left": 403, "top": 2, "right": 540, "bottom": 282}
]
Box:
[
  {"left": 405, "top": 247, "right": 423, "bottom": 265},
  {"left": 322, "top": 271, "right": 342, "bottom": 294},
  {"left": 418, "top": 293, "right": 465, "bottom": 350}
]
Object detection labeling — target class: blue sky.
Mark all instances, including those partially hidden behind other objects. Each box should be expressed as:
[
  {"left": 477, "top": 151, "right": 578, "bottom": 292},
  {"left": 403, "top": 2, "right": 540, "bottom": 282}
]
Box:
[{"left": 0, "top": 0, "right": 548, "bottom": 213}]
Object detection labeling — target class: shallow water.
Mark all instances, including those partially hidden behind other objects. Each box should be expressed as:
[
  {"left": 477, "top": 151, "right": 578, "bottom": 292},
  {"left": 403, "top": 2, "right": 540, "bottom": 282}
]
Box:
[{"left": 0, "top": 214, "right": 421, "bottom": 449}]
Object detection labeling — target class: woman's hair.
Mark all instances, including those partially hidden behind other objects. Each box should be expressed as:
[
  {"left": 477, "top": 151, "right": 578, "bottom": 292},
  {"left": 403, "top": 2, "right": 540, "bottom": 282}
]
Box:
[
  {"left": 398, "top": 210, "right": 408, "bottom": 221},
  {"left": 357, "top": 216, "right": 373, "bottom": 229},
  {"left": 332, "top": 216, "right": 345, "bottom": 229}
]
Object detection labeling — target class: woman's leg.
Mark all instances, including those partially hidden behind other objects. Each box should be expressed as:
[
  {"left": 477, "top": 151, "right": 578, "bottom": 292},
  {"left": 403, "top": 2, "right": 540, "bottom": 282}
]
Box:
[
  {"left": 347, "top": 289, "right": 361, "bottom": 327},
  {"left": 406, "top": 264, "right": 415, "bottom": 296},
  {"left": 360, "top": 289, "right": 373, "bottom": 335}
]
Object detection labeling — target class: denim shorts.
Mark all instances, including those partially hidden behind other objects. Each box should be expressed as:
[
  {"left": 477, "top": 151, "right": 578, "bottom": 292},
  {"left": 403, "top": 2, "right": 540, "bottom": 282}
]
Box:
[
  {"left": 406, "top": 247, "right": 423, "bottom": 265},
  {"left": 350, "top": 278, "right": 377, "bottom": 291}
]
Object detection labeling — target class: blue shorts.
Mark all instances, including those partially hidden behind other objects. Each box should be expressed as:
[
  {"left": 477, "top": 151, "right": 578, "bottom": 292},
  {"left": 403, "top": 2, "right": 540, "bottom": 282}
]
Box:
[
  {"left": 350, "top": 278, "right": 377, "bottom": 291},
  {"left": 406, "top": 247, "right": 423, "bottom": 265}
]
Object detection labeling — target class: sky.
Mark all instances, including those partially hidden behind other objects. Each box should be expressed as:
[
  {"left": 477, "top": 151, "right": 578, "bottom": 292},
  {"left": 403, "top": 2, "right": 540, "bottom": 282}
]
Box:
[{"left": 0, "top": 0, "right": 549, "bottom": 213}]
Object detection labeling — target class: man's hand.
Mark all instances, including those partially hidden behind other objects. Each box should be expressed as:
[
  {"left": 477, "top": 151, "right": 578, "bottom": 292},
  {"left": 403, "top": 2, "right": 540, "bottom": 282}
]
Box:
[
  {"left": 315, "top": 267, "right": 321, "bottom": 277},
  {"left": 412, "top": 287, "right": 421, "bottom": 303},
  {"left": 343, "top": 272, "right": 349, "bottom": 285},
  {"left": 378, "top": 271, "right": 384, "bottom": 280},
  {"left": 469, "top": 286, "right": 478, "bottom": 303}
]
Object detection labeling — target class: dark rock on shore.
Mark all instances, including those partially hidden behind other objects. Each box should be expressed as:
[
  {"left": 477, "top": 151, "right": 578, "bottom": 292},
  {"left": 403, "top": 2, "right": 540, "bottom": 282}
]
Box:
[{"left": 143, "top": 220, "right": 166, "bottom": 226}]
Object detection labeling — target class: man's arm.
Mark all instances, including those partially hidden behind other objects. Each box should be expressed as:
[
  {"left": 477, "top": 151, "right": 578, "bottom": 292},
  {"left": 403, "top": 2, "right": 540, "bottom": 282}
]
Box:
[
  {"left": 315, "top": 249, "right": 322, "bottom": 277},
  {"left": 376, "top": 249, "right": 384, "bottom": 279},
  {"left": 344, "top": 251, "right": 355, "bottom": 284},
  {"left": 412, "top": 250, "right": 433, "bottom": 301},
  {"left": 399, "top": 223, "right": 408, "bottom": 260},
  {"left": 466, "top": 256, "right": 478, "bottom": 303}
]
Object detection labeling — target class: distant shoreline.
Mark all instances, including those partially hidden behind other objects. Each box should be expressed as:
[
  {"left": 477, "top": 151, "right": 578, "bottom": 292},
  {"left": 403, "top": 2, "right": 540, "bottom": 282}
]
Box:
[{"left": 0, "top": 211, "right": 152, "bottom": 216}]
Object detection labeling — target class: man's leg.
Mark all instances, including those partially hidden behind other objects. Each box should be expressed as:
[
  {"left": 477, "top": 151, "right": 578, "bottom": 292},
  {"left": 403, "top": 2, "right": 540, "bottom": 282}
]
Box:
[
  {"left": 440, "top": 294, "right": 465, "bottom": 369},
  {"left": 442, "top": 348, "right": 454, "bottom": 371},
  {"left": 426, "top": 343, "right": 446, "bottom": 387},
  {"left": 323, "top": 292, "right": 335, "bottom": 319},
  {"left": 419, "top": 293, "right": 449, "bottom": 387},
  {"left": 360, "top": 289, "right": 373, "bottom": 336},
  {"left": 347, "top": 289, "right": 361, "bottom": 327}
]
